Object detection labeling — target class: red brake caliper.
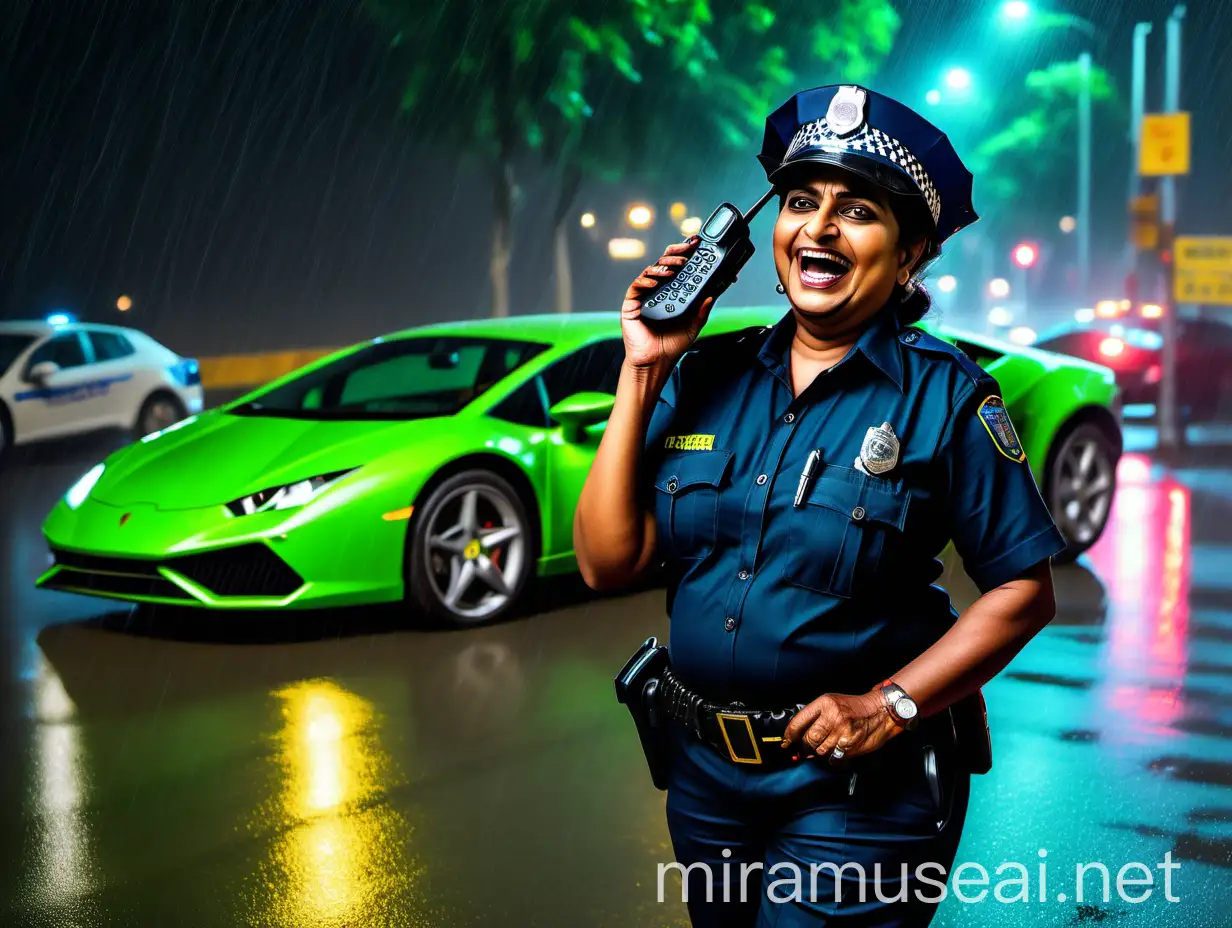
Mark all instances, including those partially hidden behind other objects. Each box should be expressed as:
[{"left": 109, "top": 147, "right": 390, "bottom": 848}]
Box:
[{"left": 483, "top": 521, "right": 502, "bottom": 570}]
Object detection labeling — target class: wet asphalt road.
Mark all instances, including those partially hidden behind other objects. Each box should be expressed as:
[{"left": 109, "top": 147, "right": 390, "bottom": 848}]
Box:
[{"left": 2, "top": 424, "right": 1232, "bottom": 927}]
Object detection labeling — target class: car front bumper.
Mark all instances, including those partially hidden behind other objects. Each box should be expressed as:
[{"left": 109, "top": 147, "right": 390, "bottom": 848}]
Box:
[{"left": 38, "top": 494, "right": 406, "bottom": 609}]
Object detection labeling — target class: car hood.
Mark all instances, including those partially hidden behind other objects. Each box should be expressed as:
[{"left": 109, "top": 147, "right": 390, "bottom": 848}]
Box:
[{"left": 92, "top": 410, "right": 443, "bottom": 509}]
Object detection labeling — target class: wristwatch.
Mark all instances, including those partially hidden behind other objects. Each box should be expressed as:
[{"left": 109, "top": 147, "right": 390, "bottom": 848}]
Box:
[{"left": 879, "top": 680, "right": 919, "bottom": 731}]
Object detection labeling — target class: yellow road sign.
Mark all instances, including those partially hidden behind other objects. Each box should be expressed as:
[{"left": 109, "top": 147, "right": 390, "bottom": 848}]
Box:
[
  {"left": 1139, "top": 112, "right": 1190, "bottom": 176},
  {"left": 1175, "top": 270, "right": 1232, "bottom": 305},
  {"left": 1175, "top": 236, "right": 1232, "bottom": 273},
  {"left": 1130, "top": 195, "right": 1159, "bottom": 251}
]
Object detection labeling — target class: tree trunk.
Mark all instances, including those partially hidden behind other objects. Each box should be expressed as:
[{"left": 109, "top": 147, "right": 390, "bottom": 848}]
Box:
[
  {"left": 551, "top": 162, "right": 582, "bottom": 314},
  {"left": 490, "top": 160, "right": 514, "bottom": 318},
  {"left": 553, "top": 220, "right": 572, "bottom": 314}
]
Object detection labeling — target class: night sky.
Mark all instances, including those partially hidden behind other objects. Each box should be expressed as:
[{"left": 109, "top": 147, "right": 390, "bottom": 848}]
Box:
[{"left": 2, "top": 0, "right": 1230, "bottom": 356}]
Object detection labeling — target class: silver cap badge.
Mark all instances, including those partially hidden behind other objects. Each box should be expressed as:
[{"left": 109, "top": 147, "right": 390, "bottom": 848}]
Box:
[
  {"left": 826, "top": 85, "right": 868, "bottom": 139},
  {"left": 855, "top": 421, "right": 899, "bottom": 476}
]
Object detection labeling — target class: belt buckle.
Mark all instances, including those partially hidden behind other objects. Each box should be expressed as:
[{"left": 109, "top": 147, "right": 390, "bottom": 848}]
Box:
[{"left": 715, "top": 712, "right": 762, "bottom": 764}]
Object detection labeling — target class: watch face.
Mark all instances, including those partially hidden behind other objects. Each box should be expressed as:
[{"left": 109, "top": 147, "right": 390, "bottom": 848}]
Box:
[{"left": 896, "top": 697, "right": 919, "bottom": 719}]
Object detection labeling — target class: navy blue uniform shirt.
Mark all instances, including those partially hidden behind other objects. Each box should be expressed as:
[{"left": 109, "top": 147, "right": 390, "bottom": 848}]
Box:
[{"left": 642, "top": 307, "right": 1067, "bottom": 707}]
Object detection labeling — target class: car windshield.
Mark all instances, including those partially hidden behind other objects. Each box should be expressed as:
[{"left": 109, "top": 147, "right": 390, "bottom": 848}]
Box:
[
  {"left": 230, "top": 335, "right": 549, "bottom": 421},
  {"left": 0, "top": 334, "right": 37, "bottom": 377}
]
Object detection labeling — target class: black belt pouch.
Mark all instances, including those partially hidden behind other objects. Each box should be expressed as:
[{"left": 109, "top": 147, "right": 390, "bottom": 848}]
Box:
[
  {"left": 950, "top": 689, "right": 993, "bottom": 775},
  {"left": 614, "top": 636, "right": 672, "bottom": 791}
]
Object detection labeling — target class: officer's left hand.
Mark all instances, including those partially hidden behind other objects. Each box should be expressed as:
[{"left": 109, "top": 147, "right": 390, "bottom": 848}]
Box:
[{"left": 780, "top": 691, "right": 903, "bottom": 763}]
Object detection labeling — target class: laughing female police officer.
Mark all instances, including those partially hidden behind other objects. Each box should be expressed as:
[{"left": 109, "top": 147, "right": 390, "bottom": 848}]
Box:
[{"left": 575, "top": 84, "right": 1066, "bottom": 927}]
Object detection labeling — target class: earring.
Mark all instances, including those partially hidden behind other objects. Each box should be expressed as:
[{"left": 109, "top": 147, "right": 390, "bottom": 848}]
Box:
[{"left": 776, "top": 283, "right": 786, "bottom": 294}]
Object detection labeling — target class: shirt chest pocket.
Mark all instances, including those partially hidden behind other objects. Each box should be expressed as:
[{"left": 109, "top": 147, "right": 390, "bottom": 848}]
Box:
[
  {"left": 653, "top": 449, "right": 734, "bottom": 560},
  {"left": 780, "top": 466, "right": 911, "bottom": 598}
]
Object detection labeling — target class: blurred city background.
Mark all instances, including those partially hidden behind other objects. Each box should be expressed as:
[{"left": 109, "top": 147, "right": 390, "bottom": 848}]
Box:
[{"left": 3, "top": 0, "right": 1228, "bottom": 352}]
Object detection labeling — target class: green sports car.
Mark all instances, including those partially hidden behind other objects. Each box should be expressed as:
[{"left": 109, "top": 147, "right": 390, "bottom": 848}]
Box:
[{"left": 37, "top": 307, "right": 1121, "bottom": 625}]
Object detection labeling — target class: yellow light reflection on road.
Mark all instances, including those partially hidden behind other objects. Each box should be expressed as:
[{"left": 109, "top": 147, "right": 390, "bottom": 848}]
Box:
[
  {"left": 31, "top": 651, "right": 97, "bottom": 923},
  {"left": 260, "top": 679, "right": 416, "bottom": 928}
]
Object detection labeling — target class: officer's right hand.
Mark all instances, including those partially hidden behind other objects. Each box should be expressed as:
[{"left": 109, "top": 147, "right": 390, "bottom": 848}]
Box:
[{"left": 621, "top": 236, "right": 716, "bottom": 371}]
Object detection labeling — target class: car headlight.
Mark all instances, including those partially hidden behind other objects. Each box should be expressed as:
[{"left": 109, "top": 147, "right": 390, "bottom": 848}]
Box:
[
  {"left": 225, "top": 468, "right": 357, "bottom": 516},
  {"left": 66, "top": 463, "right": 105, "bottom": 510}
]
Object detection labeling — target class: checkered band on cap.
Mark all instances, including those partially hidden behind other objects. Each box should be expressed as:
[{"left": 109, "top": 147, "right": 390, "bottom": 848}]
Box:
[{"left": 782, "top": 117, "right": 941, "bottom": 227}]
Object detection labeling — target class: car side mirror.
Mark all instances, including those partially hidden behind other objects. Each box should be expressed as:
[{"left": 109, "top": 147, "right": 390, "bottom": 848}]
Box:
[
  {"left": 548, "top": 391, "right": 616, "bottom": 443},
  {"left": 27, "top": 361, "right": 60, "bottom": 383}
]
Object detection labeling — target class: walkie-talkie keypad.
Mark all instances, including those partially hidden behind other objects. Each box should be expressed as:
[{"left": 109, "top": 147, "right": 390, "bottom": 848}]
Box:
[{"left": 639, "top": 197, "right": 762, "bottom": 323}]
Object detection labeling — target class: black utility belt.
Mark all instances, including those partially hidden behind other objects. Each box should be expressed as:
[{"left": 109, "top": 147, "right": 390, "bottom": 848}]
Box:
[
  {"left": 656, "top": 665, "right": 811, "bottom": 768},
  {"left": 615, "top": 637, "right": 992, "bottom": 790},
  {"left": 656, "top": 664, "right": 959, "bottom": 769}
]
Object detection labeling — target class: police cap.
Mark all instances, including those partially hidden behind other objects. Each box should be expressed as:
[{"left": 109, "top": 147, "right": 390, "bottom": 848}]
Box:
[{"left": 758, "top": 84, "right": 978, "bottom": 243}]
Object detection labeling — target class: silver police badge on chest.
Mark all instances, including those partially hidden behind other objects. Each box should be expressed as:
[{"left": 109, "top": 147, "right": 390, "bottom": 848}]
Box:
[{"left": 855, "top": 421, "right": 899, "bottom": 475}]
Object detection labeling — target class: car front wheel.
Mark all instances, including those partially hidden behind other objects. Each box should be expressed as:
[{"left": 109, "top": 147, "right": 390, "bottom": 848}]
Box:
[
  {"left": 1045, "top": 421, "right": 1118, "bottom": 562},
  {"left": 406, "top": 470, "right": 535, "bottom": 626}
]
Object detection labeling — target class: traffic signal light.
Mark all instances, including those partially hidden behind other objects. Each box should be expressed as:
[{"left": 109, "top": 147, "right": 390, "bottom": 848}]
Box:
[{"left": 1012, "top": 243, "right": 1038, "bottom": 268}]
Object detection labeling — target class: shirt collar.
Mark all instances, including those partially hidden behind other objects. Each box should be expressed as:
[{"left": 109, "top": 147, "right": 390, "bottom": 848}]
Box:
[{"left": 756, "top": 305, "right": 905, "bottom": 393}]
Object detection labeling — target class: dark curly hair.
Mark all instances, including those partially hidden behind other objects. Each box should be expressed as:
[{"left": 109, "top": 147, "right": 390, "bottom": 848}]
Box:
[{"left": 774, "top": 185, "right": 941, "bottom": 326}]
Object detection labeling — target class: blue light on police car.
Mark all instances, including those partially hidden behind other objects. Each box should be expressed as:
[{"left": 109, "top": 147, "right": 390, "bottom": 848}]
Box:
[
  {"left": 47, "top": 312, "right": 74, "bottom": 326},
  {"left": 65, "top": 463, "right": 105, "bottom": 510}
]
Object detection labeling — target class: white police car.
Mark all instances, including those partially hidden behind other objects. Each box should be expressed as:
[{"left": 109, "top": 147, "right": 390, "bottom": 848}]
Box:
[{"left": 0, "top": 316, "right": 204, "bottom": 460}]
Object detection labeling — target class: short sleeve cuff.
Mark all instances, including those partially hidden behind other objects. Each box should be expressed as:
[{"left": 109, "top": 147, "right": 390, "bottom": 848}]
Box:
[{"left": 964, "top": 524, "right": 1068, "bottom": 592}]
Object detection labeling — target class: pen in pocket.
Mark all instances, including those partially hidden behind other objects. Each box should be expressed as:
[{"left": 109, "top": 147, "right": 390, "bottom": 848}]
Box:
[{"left": 793, "top": 449, "right": 822, "bottom": 508}]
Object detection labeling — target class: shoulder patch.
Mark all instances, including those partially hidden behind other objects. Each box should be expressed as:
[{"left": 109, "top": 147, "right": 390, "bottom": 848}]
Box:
[
  {"left": 899, "top": 328, "right": 990, "bottom": 387},
  {"left": 976, "top": 395, "right": 1026, "bottom": 462}
]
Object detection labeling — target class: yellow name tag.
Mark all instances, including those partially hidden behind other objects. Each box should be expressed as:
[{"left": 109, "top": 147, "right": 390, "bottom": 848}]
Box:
[{"left": 664, "top": 434, "right": 715, "bottom": 451}]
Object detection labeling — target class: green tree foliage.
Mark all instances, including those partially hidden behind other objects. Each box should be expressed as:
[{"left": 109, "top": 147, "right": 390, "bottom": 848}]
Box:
[
  {"left": 366, "top": 0, "right": 900, "bottom": 315},
  {"left": 969, "top": 60, "right": 1119, "bottom": 232}
]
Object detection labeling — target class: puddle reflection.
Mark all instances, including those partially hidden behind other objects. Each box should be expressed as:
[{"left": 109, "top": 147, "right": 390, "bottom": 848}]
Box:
[
  {"left": 258, "top": 679, "right": 418, "bottom": 928},
  {"left": 1086, "top": 454, "right": 1192, "bottom": 740},
  {"left": 27, "top": 651, "right": 98, "bottom": 925}
]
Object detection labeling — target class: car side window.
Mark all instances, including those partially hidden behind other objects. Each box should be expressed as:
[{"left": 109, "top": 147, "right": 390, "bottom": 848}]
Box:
[
  {"left": 540, "top": 339, "right": 625, "bottom": 407},
  {"left": 27, "top": 333, "right": 88, "bottom": 371},
  {"left": 488, "top": 381, "right": 549, "bottom": 428},
  {"left": 487, "top": 340, "right": 625, "bottom": 429},
  {"left": 88, "top": 331, "right": 136, "bottom": 361}
]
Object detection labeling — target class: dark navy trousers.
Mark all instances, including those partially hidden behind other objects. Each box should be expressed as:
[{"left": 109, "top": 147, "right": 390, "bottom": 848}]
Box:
[{"left": 663, "top": 723, "right": 971, "bottom": 927}]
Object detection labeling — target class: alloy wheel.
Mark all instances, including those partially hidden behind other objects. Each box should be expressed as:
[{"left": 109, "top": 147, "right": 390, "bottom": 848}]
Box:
[
  {"left": 1049, "top": 427, "right": 1115, "bottom": 550},
  {"left": 421, "top": 483, "right": 526, "bottom": 622}
]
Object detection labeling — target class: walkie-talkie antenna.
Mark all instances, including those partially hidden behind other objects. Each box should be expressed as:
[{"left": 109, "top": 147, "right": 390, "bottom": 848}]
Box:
[{"left": 741, "top": 187, "right": 777, "bottom": 223}]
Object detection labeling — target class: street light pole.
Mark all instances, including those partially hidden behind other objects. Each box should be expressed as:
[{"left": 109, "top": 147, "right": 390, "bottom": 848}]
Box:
[
  {"left": 1125, "top": 22, "right": 1152, "bottom": 299},
  {"left": 1158, "top": 4, "right": 1186, "bottom": 452},
  {"left": 1077, "top": 51, "right": 1092, "bottom": 303},
  {"left": 1127, "top": 23, "right": 1152, "bottom": 228}
]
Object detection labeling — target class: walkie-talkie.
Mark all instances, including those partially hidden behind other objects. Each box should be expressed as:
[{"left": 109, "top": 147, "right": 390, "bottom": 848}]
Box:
[{"left": 639, "top": 187, "right": 777, "bottom": 324}]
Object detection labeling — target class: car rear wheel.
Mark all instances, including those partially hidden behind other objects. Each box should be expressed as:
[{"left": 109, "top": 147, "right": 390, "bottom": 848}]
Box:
[
  {"left": 407, "top": 470, "right": 535, "bottom": 627},
  {"left": 1045, "top": 421, "right": 1118, "bottom": 562},
  {"left": 135, "top": 392, "right": 187, "bottom": 438}
]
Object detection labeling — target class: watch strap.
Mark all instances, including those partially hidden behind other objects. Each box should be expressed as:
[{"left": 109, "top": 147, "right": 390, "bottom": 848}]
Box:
[{"left": 879, "top": 680, "right": 918, "bottom": 730}]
